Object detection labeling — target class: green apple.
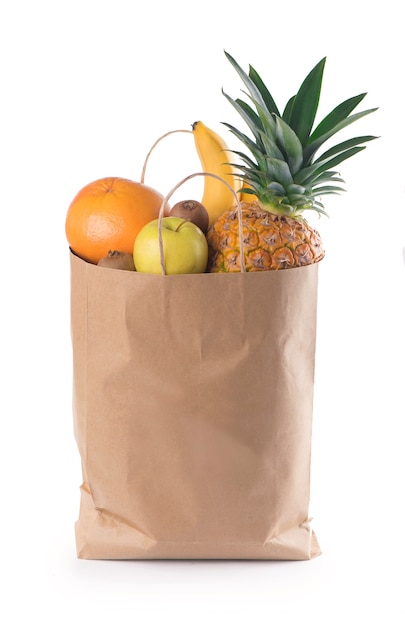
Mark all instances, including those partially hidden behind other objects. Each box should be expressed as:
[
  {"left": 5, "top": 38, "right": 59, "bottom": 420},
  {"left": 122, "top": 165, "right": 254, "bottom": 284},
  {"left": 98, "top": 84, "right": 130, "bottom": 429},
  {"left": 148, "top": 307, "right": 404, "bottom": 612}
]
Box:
[{"left": 133, "top": 216, "right": 208, "bottom": 275}]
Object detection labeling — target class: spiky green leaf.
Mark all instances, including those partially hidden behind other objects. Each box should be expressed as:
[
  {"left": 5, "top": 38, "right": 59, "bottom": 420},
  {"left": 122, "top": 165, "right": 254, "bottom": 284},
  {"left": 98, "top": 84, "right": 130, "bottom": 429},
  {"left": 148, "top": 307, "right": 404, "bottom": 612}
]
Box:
[
  {"left": 222, "top": 91, "right": 263, "bottom": 144},
  {"left": 258, "top": 129, "right": 284, "bottom": 160},
  {"left": 263, "top": 157, "right": 294, "bottom": 187},
  {"left": 309, "top": 93, "right": 368, "bottom": 143},
  {"left": 313, "top": 135, "right": 377, "bottom": 163},
  {"left": 222, "top": 122, "right": 257, "bottom": 150},
  {"left": 307, "top": 204, "right": 329, "bottom": 217},
  {"left": 296, "top": 146, "right": 366, "bottom": 186},
  {"left": 312, "top": 185, "right": 346, "bottom": 195},
  {"left": 288, "top": 57, "right": 326, "bottom": 145},
  {"left": 241, "top": 91, "right": 278, "bottom": 137},
  {"left": 303, "top": 108, "right": 378, "bottom": 165},
  {"left": 234, "top": 99, "right": 263, "bottom": 131},
  {"left": 224, "top": 51, "right": 271, "bottom": 121},
  {"left": 287, "top": 183, "right": 306, "bottom": 194},
  {"left": 227, "top": 150, "right": 258, "bottom": 170},
  {"left": 222, "top": 122, "right": 267, "bottom": 165},
  {"left": 267, "top": 182, "right": 286, "bottom": 196},
  {"left": 248, "top": 64, "right": 281, "bottom": 117},
  {"left": 282, "top": 95, "right": 295, "bottom": 124},
  {"left": 311, "top": 170, "right": 345, "bottom": 184},
  {"left": 274, "top": 116, "right": 303, "bottom": 174},
  {"left": 239, "top": 187, "right": 256, "bottom": 196}
]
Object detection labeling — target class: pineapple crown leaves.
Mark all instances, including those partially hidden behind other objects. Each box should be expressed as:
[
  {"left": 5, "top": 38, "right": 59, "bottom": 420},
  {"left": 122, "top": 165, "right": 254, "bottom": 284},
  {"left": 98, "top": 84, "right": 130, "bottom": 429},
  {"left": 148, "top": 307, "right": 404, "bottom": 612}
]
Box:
[{"left": 222, "top": 50, "right": 379, "bottom": 216}]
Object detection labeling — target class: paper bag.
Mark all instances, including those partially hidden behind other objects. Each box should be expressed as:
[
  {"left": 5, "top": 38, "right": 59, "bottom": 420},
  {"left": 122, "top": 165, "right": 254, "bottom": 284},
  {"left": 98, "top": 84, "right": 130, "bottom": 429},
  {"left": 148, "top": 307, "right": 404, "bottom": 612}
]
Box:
[{"left": 70, "top": 249, "right": 321, "bottom": 560}]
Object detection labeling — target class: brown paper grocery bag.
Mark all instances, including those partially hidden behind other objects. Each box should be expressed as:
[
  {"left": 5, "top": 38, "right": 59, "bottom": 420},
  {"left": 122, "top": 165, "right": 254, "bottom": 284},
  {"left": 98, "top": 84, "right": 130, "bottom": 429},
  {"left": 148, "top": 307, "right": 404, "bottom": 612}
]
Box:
[{"left": 70, "top": 249, "right": 321, "bottom": 560}]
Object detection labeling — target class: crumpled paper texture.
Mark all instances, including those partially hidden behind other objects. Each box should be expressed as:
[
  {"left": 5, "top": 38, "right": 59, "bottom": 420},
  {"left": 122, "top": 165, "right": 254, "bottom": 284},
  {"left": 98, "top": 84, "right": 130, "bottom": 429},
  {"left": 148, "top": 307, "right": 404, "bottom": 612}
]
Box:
[{"left": 70, "top": 250, "right": 321, "bottom": 559}]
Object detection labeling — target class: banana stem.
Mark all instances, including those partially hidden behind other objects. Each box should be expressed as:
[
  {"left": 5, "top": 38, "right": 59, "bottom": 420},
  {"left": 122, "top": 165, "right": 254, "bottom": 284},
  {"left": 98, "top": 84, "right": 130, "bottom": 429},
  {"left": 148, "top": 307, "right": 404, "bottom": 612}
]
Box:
[
  {"left": 158, "top": 172, "right": 245, "bottom": 275},
  {"left": 140, "top": 129, "right": 193, "bottom": 184}
]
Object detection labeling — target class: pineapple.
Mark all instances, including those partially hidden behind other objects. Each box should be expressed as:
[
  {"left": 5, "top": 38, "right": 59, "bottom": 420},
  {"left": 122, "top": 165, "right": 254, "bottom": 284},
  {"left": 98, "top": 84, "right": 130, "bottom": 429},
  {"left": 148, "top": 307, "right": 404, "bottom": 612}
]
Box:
[{"left": 207, "top": 52, "right": 378, "bottom": 272}]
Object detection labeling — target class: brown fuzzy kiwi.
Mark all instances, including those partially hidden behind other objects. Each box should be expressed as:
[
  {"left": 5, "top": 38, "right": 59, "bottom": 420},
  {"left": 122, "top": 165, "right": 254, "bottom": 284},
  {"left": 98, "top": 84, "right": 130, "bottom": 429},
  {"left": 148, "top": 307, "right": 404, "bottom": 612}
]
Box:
[
  {"left": 97, "top": 250, "right": 135, "bottom": 271},
  {"left": 169, "top": 200, "right": 209, "bottom": 234}
]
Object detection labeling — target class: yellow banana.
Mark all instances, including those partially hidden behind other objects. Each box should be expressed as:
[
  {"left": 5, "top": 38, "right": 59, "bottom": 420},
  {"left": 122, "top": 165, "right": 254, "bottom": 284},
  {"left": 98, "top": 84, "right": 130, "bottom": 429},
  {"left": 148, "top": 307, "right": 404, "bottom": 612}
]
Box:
[{"left": 192, "top": 121, "right": 240, "bottom": 227}]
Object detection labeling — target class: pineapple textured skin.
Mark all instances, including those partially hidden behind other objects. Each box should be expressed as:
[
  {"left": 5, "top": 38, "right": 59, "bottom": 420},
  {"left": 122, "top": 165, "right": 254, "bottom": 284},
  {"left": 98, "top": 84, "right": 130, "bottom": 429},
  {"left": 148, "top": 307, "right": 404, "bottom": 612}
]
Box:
[{"left": 207, "top": 202, "right": 325, "bottom": 272}]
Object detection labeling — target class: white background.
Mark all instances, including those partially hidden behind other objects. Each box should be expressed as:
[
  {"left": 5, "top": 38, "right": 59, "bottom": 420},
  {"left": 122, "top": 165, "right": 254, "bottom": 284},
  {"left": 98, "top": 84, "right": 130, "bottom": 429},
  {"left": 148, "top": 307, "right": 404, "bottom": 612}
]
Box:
[{"left": 1, "top": 1, "right": 404, "bottom": 624}]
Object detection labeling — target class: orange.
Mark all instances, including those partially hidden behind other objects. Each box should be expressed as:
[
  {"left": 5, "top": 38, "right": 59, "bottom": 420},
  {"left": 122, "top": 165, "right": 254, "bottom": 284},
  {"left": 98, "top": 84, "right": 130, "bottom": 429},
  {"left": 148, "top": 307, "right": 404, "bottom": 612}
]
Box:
[{"left": 65, "top": 176, "right": 166, "bottom": 264}]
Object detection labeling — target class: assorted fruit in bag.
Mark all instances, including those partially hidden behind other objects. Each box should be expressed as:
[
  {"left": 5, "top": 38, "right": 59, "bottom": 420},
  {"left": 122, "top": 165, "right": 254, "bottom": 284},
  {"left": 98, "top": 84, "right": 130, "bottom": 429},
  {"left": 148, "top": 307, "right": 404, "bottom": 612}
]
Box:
[{"left": 65, "top": 52, "right": 378, "bottom": 274}]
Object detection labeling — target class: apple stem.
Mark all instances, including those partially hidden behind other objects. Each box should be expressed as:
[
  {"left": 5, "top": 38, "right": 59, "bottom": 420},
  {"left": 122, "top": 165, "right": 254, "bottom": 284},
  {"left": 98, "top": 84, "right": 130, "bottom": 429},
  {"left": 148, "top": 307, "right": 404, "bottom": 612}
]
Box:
[
  {"left": 140, "top": 129, "right": 193, "bottom": 184},
  {"left": 174, "top": 219, "right": 189, "bottom": 232}
]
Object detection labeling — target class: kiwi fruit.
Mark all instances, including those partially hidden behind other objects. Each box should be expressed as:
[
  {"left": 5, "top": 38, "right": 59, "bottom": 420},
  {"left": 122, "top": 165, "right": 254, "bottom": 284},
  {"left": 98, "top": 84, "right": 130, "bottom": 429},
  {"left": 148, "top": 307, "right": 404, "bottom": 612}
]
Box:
[
  {"left": 97, "top": 250, "right": 135, "bottom": 271},
  {"left": 169, "top": 200, "right": 209, "bottom": 234}
]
